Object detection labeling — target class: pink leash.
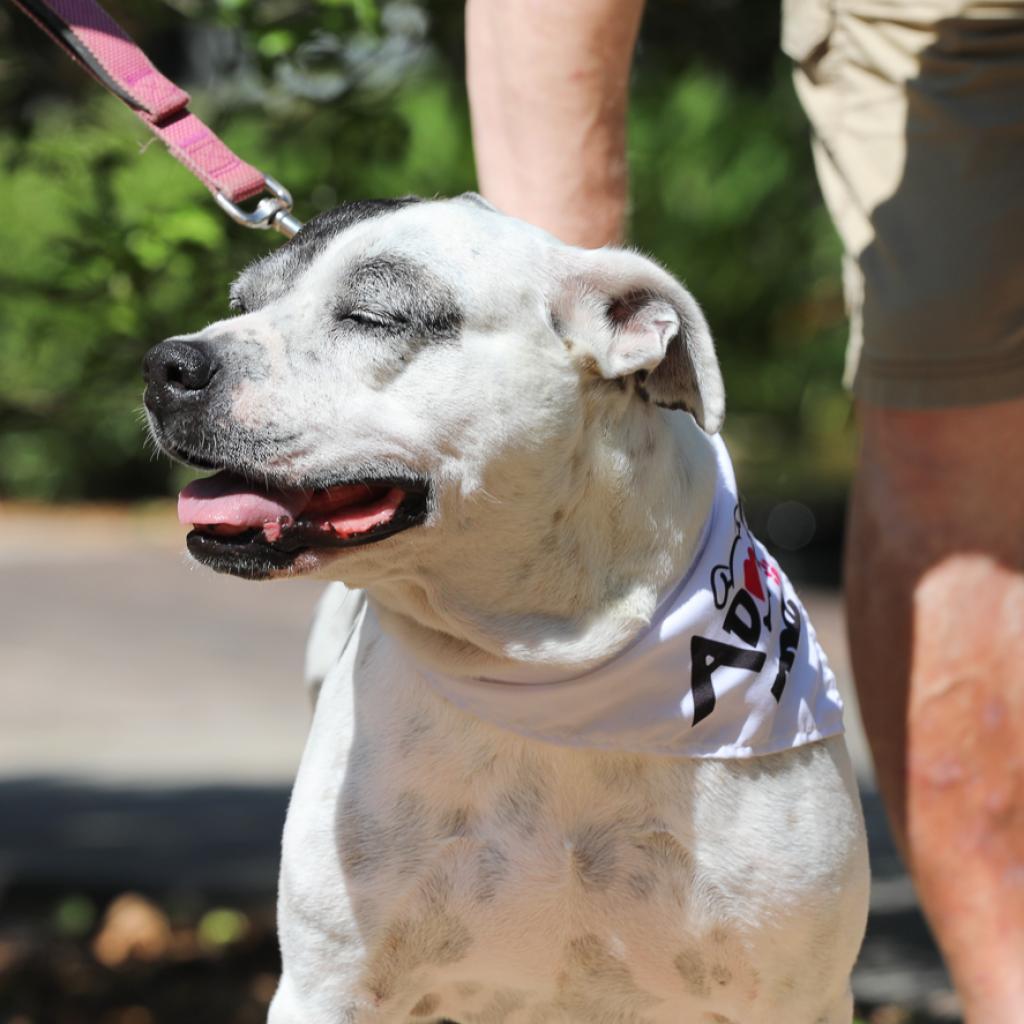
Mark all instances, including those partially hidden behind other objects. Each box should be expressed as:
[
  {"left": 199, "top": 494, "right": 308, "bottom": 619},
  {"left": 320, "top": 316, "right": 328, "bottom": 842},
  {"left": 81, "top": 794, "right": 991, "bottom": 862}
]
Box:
[{"left": 11, "top": 0, "right": 303, "bottom": 238}]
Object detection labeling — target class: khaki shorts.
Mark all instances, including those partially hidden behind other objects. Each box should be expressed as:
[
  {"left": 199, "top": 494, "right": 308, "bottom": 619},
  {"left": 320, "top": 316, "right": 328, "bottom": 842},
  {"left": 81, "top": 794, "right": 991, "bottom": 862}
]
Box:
[{"left": 783, "top": 0, "right": 1024, "bottom": 408}]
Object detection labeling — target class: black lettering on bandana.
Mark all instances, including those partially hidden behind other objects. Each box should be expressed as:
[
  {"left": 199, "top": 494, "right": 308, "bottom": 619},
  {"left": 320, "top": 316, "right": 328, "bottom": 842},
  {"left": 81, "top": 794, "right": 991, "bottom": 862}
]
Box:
[
  {"left": 771, "top": 596, "right": 802, "bottom": 702},
  {"left": 690, "top": 636, "right": 767, "bottom": 726},
  {"left": 723, "top": 588, "right": 762, "bottom": 647}
]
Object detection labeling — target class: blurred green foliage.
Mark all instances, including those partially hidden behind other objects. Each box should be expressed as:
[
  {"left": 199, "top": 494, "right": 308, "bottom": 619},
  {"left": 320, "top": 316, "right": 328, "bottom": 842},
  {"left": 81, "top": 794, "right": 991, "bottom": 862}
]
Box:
[{"left": 0, "top": 0, "right": 853, "bottom": 503}]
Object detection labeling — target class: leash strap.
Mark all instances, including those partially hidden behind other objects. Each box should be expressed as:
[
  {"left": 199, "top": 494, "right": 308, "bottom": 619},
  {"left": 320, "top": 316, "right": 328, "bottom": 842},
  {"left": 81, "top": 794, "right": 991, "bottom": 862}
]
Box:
[{"left": 11, "top": 0, "right": 302, "bottom": 236}]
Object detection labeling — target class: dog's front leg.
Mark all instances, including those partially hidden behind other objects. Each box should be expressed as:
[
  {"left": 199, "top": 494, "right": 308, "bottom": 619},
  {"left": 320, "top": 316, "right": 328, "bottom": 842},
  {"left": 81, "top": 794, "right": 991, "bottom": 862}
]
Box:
[{"left": 268, "top": 919, "right": 373, "bottom": 1024}]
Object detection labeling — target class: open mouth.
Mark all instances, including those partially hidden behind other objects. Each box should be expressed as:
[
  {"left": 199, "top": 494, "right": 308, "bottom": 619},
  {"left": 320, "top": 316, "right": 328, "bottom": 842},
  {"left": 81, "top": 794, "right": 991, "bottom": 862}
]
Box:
[{"left": 178, "top": 471, "right": 429, "bottom": 578}]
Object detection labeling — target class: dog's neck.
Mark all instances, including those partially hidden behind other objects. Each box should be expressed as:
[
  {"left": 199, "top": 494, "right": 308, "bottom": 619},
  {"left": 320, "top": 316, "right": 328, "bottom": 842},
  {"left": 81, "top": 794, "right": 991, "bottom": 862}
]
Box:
[{"left": 361, "top": 407, "right": 718, "bottom": 679}]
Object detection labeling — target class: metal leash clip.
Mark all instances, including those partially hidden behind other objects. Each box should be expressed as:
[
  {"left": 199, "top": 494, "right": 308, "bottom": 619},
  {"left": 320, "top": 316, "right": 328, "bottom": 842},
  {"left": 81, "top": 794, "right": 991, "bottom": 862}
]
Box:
[{"left": 215, "top": 175, "right": 304, "bottom": 239}]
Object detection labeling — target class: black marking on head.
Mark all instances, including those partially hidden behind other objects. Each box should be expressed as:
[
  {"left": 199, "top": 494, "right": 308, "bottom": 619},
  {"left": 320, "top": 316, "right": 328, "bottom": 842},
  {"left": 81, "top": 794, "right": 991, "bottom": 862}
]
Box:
[
  {"left": 333, "top": 255, "right": 463, "bottom": 346},
  {"left": 288, "top": 197, "right": 425, "bottom": 263},
  {"left": 229, "top": 196, "right": 424, "bottom": 313},
  {"left": 457, "top": 191, "right": 499, "bottom": 213}
]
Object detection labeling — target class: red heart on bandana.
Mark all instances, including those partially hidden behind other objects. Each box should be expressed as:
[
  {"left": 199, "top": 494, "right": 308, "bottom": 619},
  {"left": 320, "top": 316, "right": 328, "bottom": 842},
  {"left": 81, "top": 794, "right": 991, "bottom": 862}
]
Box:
[{"left": 743, "top": 547, "right": 765, "bottom": 601}]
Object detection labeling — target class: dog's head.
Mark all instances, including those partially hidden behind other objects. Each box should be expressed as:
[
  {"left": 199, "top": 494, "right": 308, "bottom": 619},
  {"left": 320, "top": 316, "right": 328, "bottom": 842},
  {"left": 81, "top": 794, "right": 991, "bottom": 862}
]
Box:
[{"left": 144, "top": 195, "right": 724, "bottom": 581}]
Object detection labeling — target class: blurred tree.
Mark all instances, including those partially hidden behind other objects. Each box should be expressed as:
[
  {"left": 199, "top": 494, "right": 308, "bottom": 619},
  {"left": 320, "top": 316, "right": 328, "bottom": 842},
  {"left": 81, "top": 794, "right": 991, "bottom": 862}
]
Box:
[{"left": 0, "top": 0, "right": 852, "bottom": 503}]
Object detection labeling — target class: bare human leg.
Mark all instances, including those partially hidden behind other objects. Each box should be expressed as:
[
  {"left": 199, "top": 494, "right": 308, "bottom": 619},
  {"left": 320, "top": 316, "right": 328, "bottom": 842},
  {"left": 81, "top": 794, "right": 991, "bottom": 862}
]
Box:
[{"left": 845, "top": 398, "right": 1024, "bottom": 1022}]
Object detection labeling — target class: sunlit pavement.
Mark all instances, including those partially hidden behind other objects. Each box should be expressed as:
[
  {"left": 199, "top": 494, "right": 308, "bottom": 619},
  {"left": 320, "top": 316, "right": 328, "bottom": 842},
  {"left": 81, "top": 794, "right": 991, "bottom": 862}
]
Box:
[{"left": 0, "top": 507, "right": 958, "bottom": 1017}]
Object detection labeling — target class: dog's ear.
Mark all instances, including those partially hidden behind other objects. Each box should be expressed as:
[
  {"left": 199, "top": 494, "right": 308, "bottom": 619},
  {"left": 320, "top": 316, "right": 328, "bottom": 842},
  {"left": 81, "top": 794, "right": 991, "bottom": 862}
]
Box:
[{"left": 560, "top": 248, "right": 725, "bottom": 433}]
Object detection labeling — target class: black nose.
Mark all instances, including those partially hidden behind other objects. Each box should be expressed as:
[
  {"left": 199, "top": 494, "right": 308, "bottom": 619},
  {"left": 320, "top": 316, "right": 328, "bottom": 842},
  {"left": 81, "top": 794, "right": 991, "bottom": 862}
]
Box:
[{"left": 143, "top": 339, "right": 219, "bottom": 414}]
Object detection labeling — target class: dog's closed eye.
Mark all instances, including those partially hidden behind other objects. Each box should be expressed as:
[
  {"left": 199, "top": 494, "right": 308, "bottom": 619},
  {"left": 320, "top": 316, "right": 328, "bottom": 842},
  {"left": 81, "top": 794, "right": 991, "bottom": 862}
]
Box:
[{"left": 337, "top": 308, "right": 407, "bottom": 330}]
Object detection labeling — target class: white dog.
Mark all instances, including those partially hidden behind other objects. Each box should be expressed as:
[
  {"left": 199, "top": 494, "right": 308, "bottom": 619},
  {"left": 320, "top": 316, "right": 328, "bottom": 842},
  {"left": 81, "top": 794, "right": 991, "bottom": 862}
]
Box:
[{"left": 144, "top": 195, "right": 869, "bottom": 1024}]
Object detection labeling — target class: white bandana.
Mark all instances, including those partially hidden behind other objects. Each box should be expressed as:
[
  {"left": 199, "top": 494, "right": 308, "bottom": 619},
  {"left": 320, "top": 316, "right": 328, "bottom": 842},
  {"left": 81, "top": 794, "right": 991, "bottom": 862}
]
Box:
[{"left": 418, "top": 436, "right": 844, "bottom": 759}]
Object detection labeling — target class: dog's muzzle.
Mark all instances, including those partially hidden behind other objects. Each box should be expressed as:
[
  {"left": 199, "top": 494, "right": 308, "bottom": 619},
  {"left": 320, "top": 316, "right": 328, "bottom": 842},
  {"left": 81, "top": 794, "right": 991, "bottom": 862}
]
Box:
[{"left": 143, "top": 339, "right": 431, "bottom": 578}]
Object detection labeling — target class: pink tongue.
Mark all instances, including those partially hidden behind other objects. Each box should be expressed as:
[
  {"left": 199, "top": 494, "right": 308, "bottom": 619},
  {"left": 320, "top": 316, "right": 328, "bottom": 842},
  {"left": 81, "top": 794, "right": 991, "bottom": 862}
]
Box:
[{"left": 178, "top": 472, "right": 308, "bottom": 529}]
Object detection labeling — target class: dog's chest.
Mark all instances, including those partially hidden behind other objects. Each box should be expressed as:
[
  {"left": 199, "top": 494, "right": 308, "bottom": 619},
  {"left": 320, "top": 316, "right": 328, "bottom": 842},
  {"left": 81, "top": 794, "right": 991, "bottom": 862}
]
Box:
[{"left": 278, "top": 625, "right": 862, "bottom": 1022}]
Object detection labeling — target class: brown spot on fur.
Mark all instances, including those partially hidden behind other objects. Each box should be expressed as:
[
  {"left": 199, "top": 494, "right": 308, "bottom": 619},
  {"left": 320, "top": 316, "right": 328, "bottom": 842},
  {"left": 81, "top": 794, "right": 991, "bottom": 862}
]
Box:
[
  {"left": 496, "top": 767, "right": 545, "bottom": 837},
  {"left": 674, "top": 948, "right": 709, "bottom": 997},
  {"left": 776, "top": 975, "right": 798, "bottom": 994},
  {"left": 339, "top": 802, "right": 379, "bottom": 877},
  {"left": 710, "top": 963, "right": 733, "bottom": 986},
  {"left": 592, "top": 755, "right": 647, "bottom": 789},
  {"left": 568, "top": 823, "right": 618, "bottom": 889},
  {"left": 399, "top": 710, "right": 432, "bottom": 754},
  {"left": 474, "top": 843, "right": 509, "bottom": 902},
  {"left": 410, "top": 993, "right": 441, "bottom": 1017},
  {"left": 365, "top": 911, "right": 472, "bottom": 1003},
  {"left": 540, "top": 530, "right": 559, "bottom": 554},
  {"left": 567, "top": 934, "right": 625, "bottom": 977},
  {"left": 634, "top": 828, "right": 695, "bottom": 879},
  {"left": 466, "top": 989, "right": 527, "bottom": 1024},
  {"left": 627, "top": 871, "right": 655, "bottom": 899},
  {"left": 546, "top": 934, "right": 659, "bottom": 1021},
  {"left": 512, "top": 559, "right": 536, "bottom": 585},
  {"left": 440, "top": 806, "right": 471, "bottom": 837}
]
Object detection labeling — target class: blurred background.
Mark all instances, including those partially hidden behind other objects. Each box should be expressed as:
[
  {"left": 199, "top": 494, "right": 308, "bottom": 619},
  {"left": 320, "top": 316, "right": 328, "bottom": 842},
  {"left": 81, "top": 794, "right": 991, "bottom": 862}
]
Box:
[{"left": 0, "top": 1, "right": 954, "bottom": 1021}]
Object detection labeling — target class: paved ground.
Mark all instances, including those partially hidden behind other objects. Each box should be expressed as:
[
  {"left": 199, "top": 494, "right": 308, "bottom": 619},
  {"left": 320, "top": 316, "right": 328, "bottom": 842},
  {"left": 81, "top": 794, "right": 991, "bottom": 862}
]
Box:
[{"left": 0, "top": 505, "right": 958, "bottom": 1017}]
